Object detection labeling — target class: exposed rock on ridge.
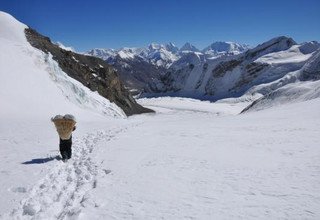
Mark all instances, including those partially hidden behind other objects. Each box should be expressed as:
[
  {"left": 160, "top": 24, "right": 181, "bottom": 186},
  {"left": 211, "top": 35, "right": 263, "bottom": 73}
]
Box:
[{"left": 25, "top": 28, "right": 153, "bottom": 116}]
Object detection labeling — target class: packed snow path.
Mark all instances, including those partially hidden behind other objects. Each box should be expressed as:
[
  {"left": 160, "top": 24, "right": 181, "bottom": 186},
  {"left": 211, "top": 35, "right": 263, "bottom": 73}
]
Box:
[
  {"left": 1, "top": 98, "right": 320, "bottom": 219},
  {"left": 5, "top": 125, "right": 133, "bottom": 220}
]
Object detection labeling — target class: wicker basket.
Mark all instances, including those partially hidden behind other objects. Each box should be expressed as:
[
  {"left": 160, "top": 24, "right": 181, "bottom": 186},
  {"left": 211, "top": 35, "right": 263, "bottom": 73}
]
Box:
[{"left": 52, "top": 116, "right": 76, "bottom": 140}]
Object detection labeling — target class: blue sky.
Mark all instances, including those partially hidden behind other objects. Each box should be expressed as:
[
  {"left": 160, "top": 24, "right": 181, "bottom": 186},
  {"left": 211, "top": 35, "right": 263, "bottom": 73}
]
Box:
[{"left": 1, "top": 0, "right": 319, "bottom": 51}]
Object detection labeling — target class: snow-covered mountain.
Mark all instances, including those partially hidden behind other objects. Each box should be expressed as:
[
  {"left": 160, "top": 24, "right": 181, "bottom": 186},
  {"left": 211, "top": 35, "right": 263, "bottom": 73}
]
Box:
[
  {"left": 86, "top": 43, "right": 182, "bottom": 94},
  {"left": 0, "top": 11, "right": 151, "bottom": 118},
  {"left": 180, "top": 42, "right": 200, "bottom": 53},
  {"left": 202, "top": 41, "right": 249, "bottom": 57},
  {"left": 87, "top": 41, "right": 248, "bottom": 68},
  {"left": 242, "top": 45, "right": 320, "bottom": 112},
  {"left": 87, "top": 42, "right": 180, "bottom": 68},
  {"left": 147, "top": 36, "right": 320, "bottom": 110},
  {"left": 144, "top": 43, "right": 179, "bottom": 67},
  {"left": 87, "top": 41, "right": 249, "bottom": 94},
  {"left": 87, "top": 35, "right": 320, "bottom": 110},
  {"left": 87, "top": 48, "right": 117, "bottom": 62}
]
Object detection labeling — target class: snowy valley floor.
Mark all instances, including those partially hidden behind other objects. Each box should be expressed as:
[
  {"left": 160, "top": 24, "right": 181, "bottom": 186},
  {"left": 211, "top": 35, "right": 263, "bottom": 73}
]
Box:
[{"left": 1, "top": 97, "right": 320, "bottom": 219}]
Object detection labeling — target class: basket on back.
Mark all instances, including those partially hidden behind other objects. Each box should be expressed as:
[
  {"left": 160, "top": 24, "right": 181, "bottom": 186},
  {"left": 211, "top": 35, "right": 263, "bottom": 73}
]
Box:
[{"left": 51, "top": 115, "right": 76, "bottom": 140}]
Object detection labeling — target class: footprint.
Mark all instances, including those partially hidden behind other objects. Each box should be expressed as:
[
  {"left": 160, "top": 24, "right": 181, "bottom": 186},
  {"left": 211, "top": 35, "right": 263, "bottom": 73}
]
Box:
[
  {"left": 75, "top": 168, "right": 82, "bottom": 175},
  {"left": 103, "top": 169, "right": 112, "bottom": 175},
  {"left": 22, "top": 203, "right": 38, "bottom": 216},
  {"left": 93, "top": 180, "right": 97, "bottom": 188},
  {"left": 10, "top": 187, "right": 27, "bottom": 193},
  {"left": 1, "top": 170, "right": 10, "bottom": 175}
]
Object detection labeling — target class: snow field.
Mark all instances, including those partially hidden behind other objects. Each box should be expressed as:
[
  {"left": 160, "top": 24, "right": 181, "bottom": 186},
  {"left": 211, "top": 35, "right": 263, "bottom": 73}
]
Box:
[
  {"left": 91, "top": 98, "right": 319, "bottom": 219},
  {"left": 4, "top": 124, "right": 131, "bottom": 220},
  {"left": 1, "top": 97, "right": 319, "bottom": 219}
]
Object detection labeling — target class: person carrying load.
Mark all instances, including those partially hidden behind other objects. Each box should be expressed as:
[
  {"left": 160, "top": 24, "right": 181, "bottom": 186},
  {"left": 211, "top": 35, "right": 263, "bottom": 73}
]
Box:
[{"left": 51, "top": 114, "right": 76, "bottom": 161}]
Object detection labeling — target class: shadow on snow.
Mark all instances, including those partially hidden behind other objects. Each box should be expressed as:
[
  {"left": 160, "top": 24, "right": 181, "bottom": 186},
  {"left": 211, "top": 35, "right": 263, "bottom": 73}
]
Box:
[{"left": 21, "top": 155, "right": 61, "bottom": 164}]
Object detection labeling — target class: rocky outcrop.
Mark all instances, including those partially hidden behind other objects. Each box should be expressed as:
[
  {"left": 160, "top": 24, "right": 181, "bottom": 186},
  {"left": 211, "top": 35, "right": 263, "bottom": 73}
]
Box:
[
  {"left": 211, "top": 59, "right": 243, "bottom": 78},
  {"left": 300, "top": 49, "right": 320, "bottom": 81},
  {"left": 25, "top": 28, "right": 153, "bottom": 116},
  {"left": 107, "top": 55, "right": 166, "bottom": 95}
]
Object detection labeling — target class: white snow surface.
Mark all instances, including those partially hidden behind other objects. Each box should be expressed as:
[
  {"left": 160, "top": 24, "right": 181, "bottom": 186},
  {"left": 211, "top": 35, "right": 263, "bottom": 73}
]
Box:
[
  {"left": 0, "top": 11, "right": 27, "bottom": 44},
  {"left": 1, "top": 97, "right": 320, "bottom": 219},
  {"left": 255, "top": 45, "right": 314, "bottom": 64}
]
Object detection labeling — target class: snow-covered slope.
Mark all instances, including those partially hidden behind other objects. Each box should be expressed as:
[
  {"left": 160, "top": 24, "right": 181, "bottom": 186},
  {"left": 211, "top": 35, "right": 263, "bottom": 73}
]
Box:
[
  {"left": 0, "top": 11, "right": 27, "bottom": 42},
  {"left": 241, "top": 48, "right": 320, "bottom": 112},
  {"left": 0, "top": 10, "right": 127, "bottom": 217},
  {"left": 0, "top": 11, "right": 125, "bottom": 120},
  {"left": 2, "top": 96, "right": 319, "bottom": 219}
]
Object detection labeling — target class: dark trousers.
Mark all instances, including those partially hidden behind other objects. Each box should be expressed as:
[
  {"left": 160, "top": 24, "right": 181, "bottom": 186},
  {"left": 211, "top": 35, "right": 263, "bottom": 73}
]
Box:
[{"left": 59, "top": 137, "right": 72, "bottom": 159}]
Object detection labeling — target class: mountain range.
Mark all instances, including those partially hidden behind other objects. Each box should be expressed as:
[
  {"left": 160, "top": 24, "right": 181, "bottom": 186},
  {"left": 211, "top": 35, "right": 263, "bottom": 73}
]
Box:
[
  {"left": 87, "top": 41, "right": 249, "bottom": 68},
  {"left": 86, "top": 37, "right": 320, "bottom": 111},
  {"left": 1, "top": 9, "right": 319, "bottom": 116},
  {"left": 86, "top": 42, "right": 249, "bottom": 94}
]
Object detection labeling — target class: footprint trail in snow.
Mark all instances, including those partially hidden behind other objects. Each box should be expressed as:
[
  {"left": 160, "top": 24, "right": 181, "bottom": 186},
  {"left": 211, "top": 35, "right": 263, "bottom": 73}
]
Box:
[{"left": 6, "top": 126, "right": 129, "bottom": 220}]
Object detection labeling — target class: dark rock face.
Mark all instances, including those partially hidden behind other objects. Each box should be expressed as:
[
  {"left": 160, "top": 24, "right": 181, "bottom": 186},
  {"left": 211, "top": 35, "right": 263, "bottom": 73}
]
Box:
[
  {"left": 110, "top": 56, "right": 166, "bottom": 95},
  {"left": 25, "top": 28, "right": 153, "bottom": 116},
  {"left": 211, "top": 59, "right": 243, "bottom": 78},
  {"left": 232, "top": 62, "right": 270, "bottom": 91}
]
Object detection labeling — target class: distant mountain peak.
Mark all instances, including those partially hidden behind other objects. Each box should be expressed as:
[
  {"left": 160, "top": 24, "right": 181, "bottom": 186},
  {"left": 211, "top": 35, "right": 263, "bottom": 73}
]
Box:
[
  {"left": 148, "top": 43, "right": 163, "bottom": 50},
  {"left": 166, "top": 42, "right": 176, "bottom": 47},
  {"left": 180, "top": 42, "right": 200, "bottom": 52},
  {"left": 203, "top": 41, "right": 249, "bottom": 55},
  {"left": 165, "top": 42, "right": 179, "bottom": 53}
]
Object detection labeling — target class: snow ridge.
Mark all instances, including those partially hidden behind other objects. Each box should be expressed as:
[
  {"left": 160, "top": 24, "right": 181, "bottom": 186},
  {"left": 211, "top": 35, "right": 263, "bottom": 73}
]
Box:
[
  {"left": 0, "top": 11, "right": 27, "bottom": 43},
  {"left": 0, "top": 10, "right": 126, "bottom": 119}
]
